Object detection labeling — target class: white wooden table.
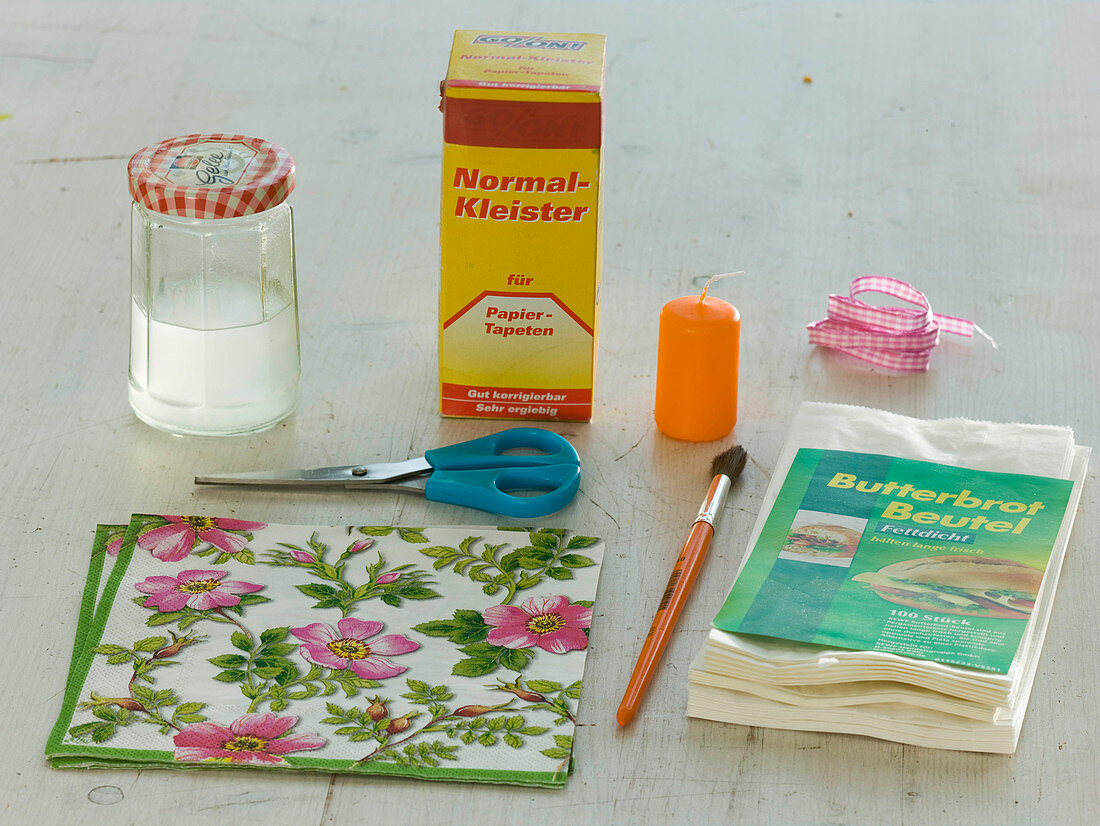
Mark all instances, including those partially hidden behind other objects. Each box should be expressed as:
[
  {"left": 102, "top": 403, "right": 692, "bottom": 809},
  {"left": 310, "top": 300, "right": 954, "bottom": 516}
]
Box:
[{"left": 2, "top": 2, "right": 1097, "bottom": 823}]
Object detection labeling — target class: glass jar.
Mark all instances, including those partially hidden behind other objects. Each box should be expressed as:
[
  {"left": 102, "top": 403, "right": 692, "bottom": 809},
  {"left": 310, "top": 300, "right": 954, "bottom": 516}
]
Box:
[{"left": 127, "top": 134, "right": 301, "bottom": 436}]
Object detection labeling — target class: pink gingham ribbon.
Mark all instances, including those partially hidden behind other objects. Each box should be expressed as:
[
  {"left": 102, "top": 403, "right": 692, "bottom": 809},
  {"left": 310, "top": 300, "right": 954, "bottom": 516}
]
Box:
[{"left": 807, "top": 276, "right": 989, "bottom": 372}]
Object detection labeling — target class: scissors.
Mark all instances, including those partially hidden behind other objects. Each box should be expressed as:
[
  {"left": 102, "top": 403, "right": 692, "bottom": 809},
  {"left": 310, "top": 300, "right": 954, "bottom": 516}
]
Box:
[{"left": 194, "top": 428, "right": 581, "bottom": 519}]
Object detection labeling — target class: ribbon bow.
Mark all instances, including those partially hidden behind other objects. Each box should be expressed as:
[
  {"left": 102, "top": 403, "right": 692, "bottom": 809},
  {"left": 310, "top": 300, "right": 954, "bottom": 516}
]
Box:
[{"left": 807, "top": 276, "right": 992, "bottom": 372}]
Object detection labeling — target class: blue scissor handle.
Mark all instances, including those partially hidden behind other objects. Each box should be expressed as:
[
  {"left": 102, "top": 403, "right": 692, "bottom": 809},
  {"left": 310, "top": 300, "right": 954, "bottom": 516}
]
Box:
[
  {"left": 424, "top": 428, "right": 579, "bottom": 471},
  {"left": 424, "top": 463, "right": 581, "bottom": 518}
]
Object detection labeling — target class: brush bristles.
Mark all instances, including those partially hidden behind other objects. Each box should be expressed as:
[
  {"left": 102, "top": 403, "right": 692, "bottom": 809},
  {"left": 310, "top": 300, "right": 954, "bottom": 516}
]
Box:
[{"left": 711, "top": 444, "right": 748, "bottom": 480}]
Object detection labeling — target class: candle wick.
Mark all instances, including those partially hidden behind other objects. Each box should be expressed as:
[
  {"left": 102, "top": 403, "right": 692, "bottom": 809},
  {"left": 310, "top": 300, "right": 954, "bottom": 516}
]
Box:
[{"left": 699, "top": 270, "right": 747, "bottom": 302}]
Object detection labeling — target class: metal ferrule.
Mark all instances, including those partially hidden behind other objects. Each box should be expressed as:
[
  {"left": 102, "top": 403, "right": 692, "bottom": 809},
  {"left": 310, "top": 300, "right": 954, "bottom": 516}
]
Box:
[{"left": 693, "top": 473, "right": 732, "bottom": 527}]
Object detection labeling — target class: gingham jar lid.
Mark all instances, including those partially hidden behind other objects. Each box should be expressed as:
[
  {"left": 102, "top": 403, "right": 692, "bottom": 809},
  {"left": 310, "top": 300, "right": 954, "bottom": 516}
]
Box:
[{"left": 128, "top": 133, "right": 295, "bottom": 219}]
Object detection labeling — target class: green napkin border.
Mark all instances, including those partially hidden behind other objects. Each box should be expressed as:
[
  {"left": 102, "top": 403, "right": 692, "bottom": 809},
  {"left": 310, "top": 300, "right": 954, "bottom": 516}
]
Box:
[{"left": 47, "top": 522, "right": 136, "bottom": 762}]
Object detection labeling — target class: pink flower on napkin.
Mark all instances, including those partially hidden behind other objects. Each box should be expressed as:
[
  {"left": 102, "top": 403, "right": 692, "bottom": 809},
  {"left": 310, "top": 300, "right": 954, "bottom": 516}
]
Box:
[
  {"left": 291, "top": 618, "right": 419, "bottom": 680},
  {"left": 483, "top": 595, "right": 591, "bottom": 654},
  {"left": 173, "top": 713, "right": 325, "bottom": 765},
  {"left": 135, "top": 569, "right": 263, "bottom": 612},
  {"left": 138, "top": 515, "right": 266, "bottom": 562},
  {"left": 289, "top": 549, "right": 317, "bottom": 563}
]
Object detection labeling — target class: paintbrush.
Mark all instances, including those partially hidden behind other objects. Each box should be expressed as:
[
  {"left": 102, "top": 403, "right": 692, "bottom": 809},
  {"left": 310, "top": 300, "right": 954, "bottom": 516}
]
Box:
[{"left": 617, "top": 444, "right": 748, "bottom": 727}]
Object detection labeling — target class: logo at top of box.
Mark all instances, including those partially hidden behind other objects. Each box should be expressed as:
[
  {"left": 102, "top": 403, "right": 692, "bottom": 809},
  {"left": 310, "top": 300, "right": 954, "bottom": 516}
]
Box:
[{"left": 471, "top": 34, "right": 588, "bottom": 51}]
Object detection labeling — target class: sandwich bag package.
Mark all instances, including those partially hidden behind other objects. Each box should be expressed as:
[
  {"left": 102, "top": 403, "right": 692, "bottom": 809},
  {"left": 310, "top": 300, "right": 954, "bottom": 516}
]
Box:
[
  {"left": 687, "top": 402, "right": 1090, "bottom": 753},
  {"left": 715, "top": 439, "right": 1071, "bottom": 675}
]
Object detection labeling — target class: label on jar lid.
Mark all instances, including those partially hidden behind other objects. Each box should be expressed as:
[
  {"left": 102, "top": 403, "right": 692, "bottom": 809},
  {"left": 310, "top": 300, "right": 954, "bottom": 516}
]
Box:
[
  {"left": 165, "top": 141, "right": 258, "bottom": 187},
  {"left": 128, "top": 133, "right": 295, "bottom": 219}
]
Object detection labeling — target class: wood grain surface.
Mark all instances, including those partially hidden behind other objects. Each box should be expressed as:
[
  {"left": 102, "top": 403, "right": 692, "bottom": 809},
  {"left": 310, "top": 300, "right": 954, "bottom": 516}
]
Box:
[{"left": 1, "top": 2, "right": 1097, "bottom": 824}]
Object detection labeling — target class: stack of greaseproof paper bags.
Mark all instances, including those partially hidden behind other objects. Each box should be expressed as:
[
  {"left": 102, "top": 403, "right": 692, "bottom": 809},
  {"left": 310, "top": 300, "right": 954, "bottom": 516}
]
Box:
[{"left": 687, "top": 403, "right": 1090, "bottom": 753}]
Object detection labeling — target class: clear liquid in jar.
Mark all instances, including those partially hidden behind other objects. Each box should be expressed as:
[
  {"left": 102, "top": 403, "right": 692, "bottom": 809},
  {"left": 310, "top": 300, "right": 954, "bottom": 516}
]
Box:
[{"left": 129, "top": 285, "right": 300, "bottom": 436}]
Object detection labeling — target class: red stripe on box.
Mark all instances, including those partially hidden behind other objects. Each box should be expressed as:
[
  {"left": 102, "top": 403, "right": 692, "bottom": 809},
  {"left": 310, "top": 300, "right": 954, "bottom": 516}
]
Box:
[
  {"left": 443, "top": 95, "right": 602, "bottom": 149},
  {"left": 442, "top": 384, "right": 592, "bottom": 420},
  {"left": 446, "top": 79, "right": 603, "bottom": 94}
]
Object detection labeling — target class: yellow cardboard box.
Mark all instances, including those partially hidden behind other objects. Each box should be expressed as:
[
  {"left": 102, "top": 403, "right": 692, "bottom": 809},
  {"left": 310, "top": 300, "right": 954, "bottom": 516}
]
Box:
[{"left": 439, "top": 30, "right": 606, "bottom": 421}]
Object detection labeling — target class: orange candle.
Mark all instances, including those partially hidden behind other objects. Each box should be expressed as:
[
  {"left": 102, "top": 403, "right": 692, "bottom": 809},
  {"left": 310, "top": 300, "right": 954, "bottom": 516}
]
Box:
[{"left": 654, "top": 293, "right": 740, "bottom": 442}]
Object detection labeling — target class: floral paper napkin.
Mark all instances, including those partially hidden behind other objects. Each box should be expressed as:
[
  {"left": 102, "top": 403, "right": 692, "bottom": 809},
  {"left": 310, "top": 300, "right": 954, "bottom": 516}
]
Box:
[{"left": 48, "top": 516, "right": 604, "bottom": 788}]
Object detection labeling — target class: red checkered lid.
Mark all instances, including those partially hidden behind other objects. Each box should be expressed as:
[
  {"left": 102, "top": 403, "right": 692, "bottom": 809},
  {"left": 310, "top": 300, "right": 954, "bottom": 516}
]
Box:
[{"left": 128, "top": 133, "right": 295, "bottom": 219}]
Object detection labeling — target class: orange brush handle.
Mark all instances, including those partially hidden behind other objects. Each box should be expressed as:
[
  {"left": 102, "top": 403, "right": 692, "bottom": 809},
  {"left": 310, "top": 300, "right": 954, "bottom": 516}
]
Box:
[{"left": 616, "top": 520, "right": 714, "bottom": 727}]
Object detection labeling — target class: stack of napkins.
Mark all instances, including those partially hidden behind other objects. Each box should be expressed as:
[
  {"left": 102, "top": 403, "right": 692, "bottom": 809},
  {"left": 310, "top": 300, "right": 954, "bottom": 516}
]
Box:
[
  {"left": 48, "top": 517, "right": 603, "bottom": 787},
  {"left": 687, "top": 403, "right": 1089, "bottom": 753}
]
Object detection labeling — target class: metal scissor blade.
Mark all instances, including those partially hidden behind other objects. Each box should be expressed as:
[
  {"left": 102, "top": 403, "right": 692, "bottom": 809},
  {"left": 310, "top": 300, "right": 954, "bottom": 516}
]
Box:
[
  {"left": 195, "top": 465, "right": 365, "bottom": 486},
  {"left": 195, "top": 457, "right": 433, "bottom": 488}
]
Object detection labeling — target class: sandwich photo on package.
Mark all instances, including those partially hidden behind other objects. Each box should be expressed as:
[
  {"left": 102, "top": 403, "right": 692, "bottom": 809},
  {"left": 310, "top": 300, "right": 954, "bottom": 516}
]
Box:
[
  {"left": 852, "top": 555, "right": 1042, "bottom": 621},
  {"left": 779, "top": 512, "right": 865, "bottom": 567}
]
